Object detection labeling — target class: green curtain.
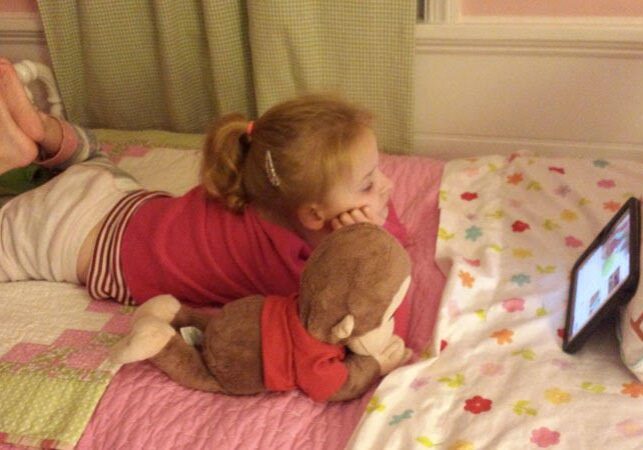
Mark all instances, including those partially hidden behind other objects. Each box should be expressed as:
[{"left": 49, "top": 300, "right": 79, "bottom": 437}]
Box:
[{"left": 36, "top": 0, "right": 415, "bottom": 153}]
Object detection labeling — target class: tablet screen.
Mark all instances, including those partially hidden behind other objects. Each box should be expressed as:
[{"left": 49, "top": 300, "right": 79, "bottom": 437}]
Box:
[
  {"left": 568, "top": 212, "right": 631, "bottom": 340},
  {"left": 564, "top": 197, "right": 640, "bottom": 353}
]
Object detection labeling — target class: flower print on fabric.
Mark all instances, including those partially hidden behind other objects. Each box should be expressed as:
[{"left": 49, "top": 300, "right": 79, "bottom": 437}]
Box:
[
  {"left": 621, "top": 382, "right": 643, "bottom": 398},
  {"left": 479, "top": 362, "right": 504, "bottom": 377},
  {"left": 460, "top": 192, "right": 478, "bottom": 201},
  {"left": 464, "top": 395, "right": 492, "bottom": 414},
  {"left": 491, "top": 329, "right": 514, "bottom": 345},
  {"left": 465, "top": 226, "right": 483, "bottom": 241},
  {"left": 603, "top": 200, "right": 621, "bottom": 212},
  {"left": 616, "top": 419, "right": 643, "bottom": 438},
  {"left": 507, "top": 172, "right": 524, "bottom": 185},
  {"left": 544, "top": 388, "right": 571, "bottom": 405},
  {"left": 597, "top": 179, "right": 616, "bottom": 189},
  {"left": 564, "top": 236, "right": 583, "bottom": 248},
  {"left": 554, "top": 185, "right": 571, "bottom": 197},
  {"left": 512, "top": 220, "right": 530, "bottom": 232},
  {"left": 458, "top": 270, "right": 475, "bottom": 288},
  {"left": 530, "top": 427, "right": 560, "bottom": 448},
  {"left": 502, "top": 298, "right": 525, "bottom": 313}
]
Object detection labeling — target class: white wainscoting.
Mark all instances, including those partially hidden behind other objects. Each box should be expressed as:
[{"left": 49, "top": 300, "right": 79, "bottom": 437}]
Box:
[
  {"left": 414, "top": 24, "right": 643, "bottom": 161},
  {"left": 0, "top": 13, "right": 49, "bottom": 64}
]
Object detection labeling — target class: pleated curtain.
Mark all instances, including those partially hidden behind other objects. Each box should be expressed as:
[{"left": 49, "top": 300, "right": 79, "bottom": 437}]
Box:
[{"left": 37, "top": 0, "right": 415, "bottom": 153}]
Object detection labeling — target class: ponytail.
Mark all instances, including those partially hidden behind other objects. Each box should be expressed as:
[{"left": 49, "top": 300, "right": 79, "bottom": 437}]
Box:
[
  {"left": 200, "top": 113, "right": 250, "bottom": 213},
  {"left": 201, "top": 94, "right": 373, "bottom": 218}
]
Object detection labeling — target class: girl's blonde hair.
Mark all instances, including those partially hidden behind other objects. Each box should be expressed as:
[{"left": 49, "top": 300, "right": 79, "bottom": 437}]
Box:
[{"left": 200, "top": 94, "right": 373, "bottom": 215}]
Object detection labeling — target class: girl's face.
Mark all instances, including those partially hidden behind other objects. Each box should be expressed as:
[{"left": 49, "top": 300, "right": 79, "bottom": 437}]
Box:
[{"left": 320, "top": 128, "right": 393, "bottom": 226}]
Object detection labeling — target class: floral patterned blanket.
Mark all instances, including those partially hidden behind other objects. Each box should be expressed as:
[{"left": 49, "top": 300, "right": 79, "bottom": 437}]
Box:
[{"left": 347, "top": 153, "right": 643, "bottom": 450}]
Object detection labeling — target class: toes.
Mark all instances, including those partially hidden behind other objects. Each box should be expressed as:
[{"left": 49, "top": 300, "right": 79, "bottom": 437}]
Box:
[{"left": 0, "top": 99, "right": 38, "bottom": 170}]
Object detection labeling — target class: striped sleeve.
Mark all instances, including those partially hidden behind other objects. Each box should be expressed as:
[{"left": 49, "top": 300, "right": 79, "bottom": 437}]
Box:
[{"left": 37, "top": 120, "right": 102, "bottom": 170}]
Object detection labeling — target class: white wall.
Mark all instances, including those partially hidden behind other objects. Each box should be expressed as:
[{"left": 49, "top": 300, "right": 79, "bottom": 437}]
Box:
[{"left": 413, "top": 24, "right": 643, "bottom": 161}]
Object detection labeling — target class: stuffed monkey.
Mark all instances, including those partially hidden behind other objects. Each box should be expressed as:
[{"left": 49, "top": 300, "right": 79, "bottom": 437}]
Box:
[{"left": 110, "top": 223, "right": 412, "bottom": 402}]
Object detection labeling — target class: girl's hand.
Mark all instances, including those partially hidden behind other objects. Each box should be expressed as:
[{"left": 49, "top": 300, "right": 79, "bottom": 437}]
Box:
[{"left": 329, "top": 206, "right": 383, "bottom": 230}]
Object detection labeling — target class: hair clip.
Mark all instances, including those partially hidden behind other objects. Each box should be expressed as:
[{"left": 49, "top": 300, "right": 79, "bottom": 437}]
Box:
[
  {"left": 246, "top": 121, "right": 254, "bottom": 136},
  {"left": 265, "top": 150, "right": 281, "bottom": 187}
]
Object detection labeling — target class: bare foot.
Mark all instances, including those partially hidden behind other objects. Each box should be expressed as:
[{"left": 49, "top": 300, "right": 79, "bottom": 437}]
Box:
[
  {"left": 0, "top": 58, "right": 44, "bottom": 143},
  {"left": 0, "top": 98, "right": 38, "bottom": 173}
]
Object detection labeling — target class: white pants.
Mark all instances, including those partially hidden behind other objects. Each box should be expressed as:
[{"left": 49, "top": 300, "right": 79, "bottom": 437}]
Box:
[{"left": 0, "top": 155, "right": 141, "bottom": 283}]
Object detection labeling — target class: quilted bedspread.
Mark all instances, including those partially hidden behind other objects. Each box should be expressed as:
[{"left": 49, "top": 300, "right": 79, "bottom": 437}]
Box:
[
  {"left": 0, "top": 131, "right": 446, "bottom": 450},
  {"left": 0, "top": 283, "right": 130, "bottom": 449},
  {"left": 347, "top": 154, "right": 643, "bottom": 450}
]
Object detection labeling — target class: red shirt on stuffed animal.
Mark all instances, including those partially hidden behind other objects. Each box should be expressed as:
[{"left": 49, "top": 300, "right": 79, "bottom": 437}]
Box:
[{"left": 261, "top": 294, "right": 348, "bottom": 402}]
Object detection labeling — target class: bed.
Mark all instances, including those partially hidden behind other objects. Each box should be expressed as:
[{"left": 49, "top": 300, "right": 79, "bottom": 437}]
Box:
[
  {"left": 0, "top": 130, "right": 445, "bottom": 450},
  {"left": 1, "top": 64, "right": 642, "bottom": 450}
]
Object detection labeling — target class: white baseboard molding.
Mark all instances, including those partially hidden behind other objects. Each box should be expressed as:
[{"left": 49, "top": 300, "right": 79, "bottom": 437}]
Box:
[
  {"left": 415, "top": 23, "right": 643, "bottom": 57},
  {"left": 414, "top": 133, "right": 643, "bottom": 162},
  {"left": 0, "top": 13, "right": 44, "bottom": 43},
  {"left": 0, "top": 13, "right": 49, "bottom": 64}
]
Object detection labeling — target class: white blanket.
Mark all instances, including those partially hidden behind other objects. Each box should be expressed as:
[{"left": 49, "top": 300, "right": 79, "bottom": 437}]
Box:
[{"left": 348, "top": 154, "right": 643, "bottom": 450}]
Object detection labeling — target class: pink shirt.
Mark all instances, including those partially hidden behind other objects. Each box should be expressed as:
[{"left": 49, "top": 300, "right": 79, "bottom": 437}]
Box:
[
  {"left": 121, "top": 186, "right": 310, "bottom": 305},
  {"left": 120, "top": 186, "right": 408, "bottom": 308}
]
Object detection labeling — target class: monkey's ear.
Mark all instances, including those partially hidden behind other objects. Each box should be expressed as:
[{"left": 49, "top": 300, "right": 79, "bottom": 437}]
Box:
[{"left": 330, "top": 314, "right": 355, "bottom": 343}]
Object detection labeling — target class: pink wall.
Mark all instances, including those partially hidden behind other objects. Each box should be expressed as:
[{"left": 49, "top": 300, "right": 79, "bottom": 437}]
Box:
[
  {"left": 462, "top": 0, "right": 643, "bottom": 17},
  {"left": 0, "top": 0, "right": 37, "bottom": 13}
]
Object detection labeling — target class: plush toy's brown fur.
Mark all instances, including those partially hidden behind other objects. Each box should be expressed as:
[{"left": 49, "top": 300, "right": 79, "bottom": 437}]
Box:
[{"left": 111, "top": 223, "right": 412, "bottom": 402}]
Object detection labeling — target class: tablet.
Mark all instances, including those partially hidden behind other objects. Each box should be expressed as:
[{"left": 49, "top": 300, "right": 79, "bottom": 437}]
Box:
[{"left": 563, "top": 197, "right": 641, "bottom": 353}]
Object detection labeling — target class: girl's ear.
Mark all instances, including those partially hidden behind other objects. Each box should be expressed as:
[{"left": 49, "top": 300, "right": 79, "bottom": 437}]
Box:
[{"left": 297, "top": 203, "right": 326, "bottom": 231}]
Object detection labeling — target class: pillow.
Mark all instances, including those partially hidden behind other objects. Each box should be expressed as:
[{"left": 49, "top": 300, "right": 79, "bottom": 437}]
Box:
[{"left": 618, "top": 224, "right": 643, "bottom": 381}]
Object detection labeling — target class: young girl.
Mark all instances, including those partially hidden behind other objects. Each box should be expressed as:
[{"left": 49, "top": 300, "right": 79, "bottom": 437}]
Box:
[{"left": 0, "top": 59, "right": 407, "bottom": 318}]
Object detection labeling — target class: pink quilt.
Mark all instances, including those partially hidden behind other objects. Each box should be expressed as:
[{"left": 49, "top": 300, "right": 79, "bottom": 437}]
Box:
[{"left": 2, "top": 148, "right": 445, "bottom": 450}]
